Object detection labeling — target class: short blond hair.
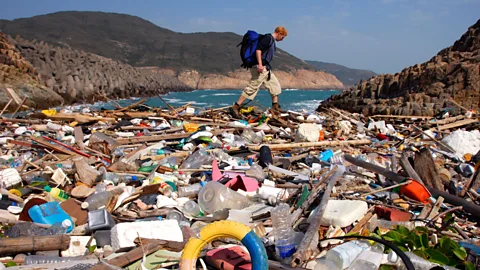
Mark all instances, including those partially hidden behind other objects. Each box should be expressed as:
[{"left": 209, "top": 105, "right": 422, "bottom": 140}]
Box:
[{"left": 274, "top": 26, "right": 288, "bottom": 36}]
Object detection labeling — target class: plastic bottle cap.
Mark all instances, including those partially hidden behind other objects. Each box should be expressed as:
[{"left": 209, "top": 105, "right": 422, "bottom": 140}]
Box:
[
  {"left": 199, "top": 181, "right": 206, "bottom": 187},
  {"left": 44, "top": 186, "right": 52, "bottom": 192},
  {"left": 131, "top": 176, "right": 138, "bottom": 181},
  {"left": 62, "top": 219, "right": 72, "bottom": 228},
  {"left": 81, "top": 202, "right": 89, "bottom": 209}
]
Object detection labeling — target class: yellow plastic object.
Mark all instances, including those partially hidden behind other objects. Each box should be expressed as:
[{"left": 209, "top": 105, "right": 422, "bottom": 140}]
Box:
[
  {"left": 41, "top": 109, "right": 57, "bottom": 116},
  {"left": 240, "top": 106, "right": 254, "bottom": 114},
  {"left": 183, "top": 123, "right": 199, "bottom": 133},
  {"left": 8, "top": 189, "right": 22, "bottom": 197},
  {"left": 180, "top": 220, "right": 251, "bottom": 269}
]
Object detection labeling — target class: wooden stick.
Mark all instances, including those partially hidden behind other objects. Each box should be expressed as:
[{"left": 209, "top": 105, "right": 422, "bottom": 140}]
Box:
[
  {"left": 11, "top": 96, "right": 27, "bottom": 118},
  {"left": 412, "top": 125, "right": 456, "bottom": 153},
  {"left": 371, "top": 114, "right": 433, "bottom": 119},
  {"left": 291, "top": 167, "right": 343, "bottom": 267},
  {"left": 157, "top": 95, "right": 178, "bottom": 116},
  {"left": 362, "top": 180, "right": 412, "bottom": 197},
  {"left": 247, "top": 139, "right": 371, "bottom": 151},
  {"left": 0, "top": 99, "right": 13, "bottom": 116},
  {"left": 0, "top": 235, "right": 70, "bottom": 255},
  {"left": 435, "top": 118, "right": 478, "bottom": 131}
]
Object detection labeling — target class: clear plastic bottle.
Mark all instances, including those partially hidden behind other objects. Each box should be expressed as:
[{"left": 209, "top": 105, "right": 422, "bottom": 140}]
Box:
[
  {"left": 179, "top": 149, "right": 213, "bottom": 170},
  {"left": 183, "top": 200, "right": 203, "bottom": 217},
  {"left": 24, "top": 255, "right": 84, "bottom": 265},
  {"left": 314, "top": 257, "right": 341, "bottom": 270},
  {"left": 198, "top": 181, "right": 252, "bottom": 214},
  {"left": 177, "top": 182, "right": 205, "bottom": 197},
  {"left": 44, "top": 186, "right": 69, "bottom": 201},
  {"left": 388, "top": 251, "right": 441, "bottom": 270},
  {"left": 349, "top": 243, "right": 385, "bottom": 270},
  {"left": 159, "top": 182, "right": 174, "bottom": 197},
  {"left": 81, "top": 191, "right": 113, "bottom": 211},
  {"left": 46, "top": 220, "right": 72, "bottom": 235},
  {"left": 271, "top": 203, "right": 296, "bottom": 260},
  {"left": 118, "top": 175, "right": 138, "bottom": 185},
  {"left": 325, "top": 240, "right": 370, "bottom": 269}
]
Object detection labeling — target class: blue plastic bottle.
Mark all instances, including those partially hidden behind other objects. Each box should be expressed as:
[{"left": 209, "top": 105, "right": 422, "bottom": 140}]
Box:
[{"left": 28, "top": 202, "right": 74, "bottom": 233}]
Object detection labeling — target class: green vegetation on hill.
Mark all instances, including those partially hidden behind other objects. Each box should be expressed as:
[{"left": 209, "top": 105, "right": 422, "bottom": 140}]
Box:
[
  {"left": 0, "top": 11, "right": 314, "bottom": 74},
  {"left": 306, "top": 60, "right": 377, "bottom": 86}
]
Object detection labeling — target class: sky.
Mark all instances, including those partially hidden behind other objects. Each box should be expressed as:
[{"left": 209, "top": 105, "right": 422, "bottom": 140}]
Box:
[{"left": 0, "top": 0, "right": 479, "bottom": 74}]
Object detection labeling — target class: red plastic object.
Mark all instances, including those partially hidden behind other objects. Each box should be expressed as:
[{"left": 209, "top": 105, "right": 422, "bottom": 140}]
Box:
[
  {"left": 400, "top": 179, "right": 431, "bottom": 203},
  {"left": 376, "top": 133, "right": 389, "bottom": 141},
  {"left": 206, "top": 245, "right": 252, "bottom": 270}
]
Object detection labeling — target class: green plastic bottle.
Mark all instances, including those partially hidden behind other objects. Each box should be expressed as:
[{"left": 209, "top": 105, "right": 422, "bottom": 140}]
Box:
[{"left": 44, "top": 186, "right": 69, "bottom": 201}]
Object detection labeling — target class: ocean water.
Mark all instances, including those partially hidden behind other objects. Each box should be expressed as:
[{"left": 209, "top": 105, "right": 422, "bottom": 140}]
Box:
[{"left": 93, "top": 89, "right": 342, "bottom": 112}]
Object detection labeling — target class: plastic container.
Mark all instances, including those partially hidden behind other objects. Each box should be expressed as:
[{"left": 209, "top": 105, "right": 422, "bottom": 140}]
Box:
[
  {"left": 319, "top": 149, "right": 334, "bottom": 162},
  {"left": 399, "top": 179, "right": 431, "bottom": 203},
  {"left": 44, "top": 186, "right": 69, "bottom": 201},
  {"left": 94, "top": 230, "right": 112, "bottom": 247},
  {"left": 325, "top": 240, "right": 369, "bottom": 269},
  {"left": 28, "top": 202, "right": 74, "bottom": 233},
  {"left": 198, "top": 181, "right": 252, "bottom": 214},
  {"left": 177, "top": 182, "right": 205, "bottom": 197},
  {"left": 182, "top": 200, "right": 203, "bottom": 217},
  {"left": 179, "top": 149, "right": 213, "bottom": 170},
  {"left": 81, "top": 191, "right": 113, "bottom": 211},
  {"left": 271, "top": 203, "right": 296, "bottom": 259},
  {"left": 88, "top": 208, "right": 116, "bottom": 232},
  {"left": 349, "top": 243, "right": 385, "bottom": 270},
  {"left": 24, "top": 255, "right": 84, "bottom": 265}
]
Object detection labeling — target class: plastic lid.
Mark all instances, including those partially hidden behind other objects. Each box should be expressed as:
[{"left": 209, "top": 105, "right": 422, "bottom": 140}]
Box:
[
  {"left": 81, "top": 202, "right": 89, "bottom": 209},
  {"left": 44, "top": 186, "right": 52, "bottom": 192},
  {"left": 62, "top": 219, "right": 72, "bottom": 228}
]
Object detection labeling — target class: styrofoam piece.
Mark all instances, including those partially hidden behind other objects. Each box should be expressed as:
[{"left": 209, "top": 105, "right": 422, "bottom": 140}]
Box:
[
  {"left": 111, "top": 220, "right": 183, "bottom": 251},
  {"left": 307, "top": 200, "right": 368, "bottom": 227},
  {"left": 0, "top": 168, "right": 22, "bottom": 189},
  {"left": 295, "top": 123, "right": 320, "bottom": 142},
  {"left": 60, "top": 236, "right": 96, "bottom": 257}
]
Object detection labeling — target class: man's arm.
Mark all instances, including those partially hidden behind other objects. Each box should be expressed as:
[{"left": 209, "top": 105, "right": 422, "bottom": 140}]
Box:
[{"left": 256, "top": 50, "right": 264, "bottom": 72}]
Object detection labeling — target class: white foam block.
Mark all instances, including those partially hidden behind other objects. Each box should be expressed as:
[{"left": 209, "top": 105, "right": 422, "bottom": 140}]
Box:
[
  {"left": 111, "top": 220, "right": 183, "bottom": 251},
  {"left": 61, "top": 236, "right": 96, "bottom": 257},
  {"left": 308, "top": 200, "right": 368, "bottom": 228}
]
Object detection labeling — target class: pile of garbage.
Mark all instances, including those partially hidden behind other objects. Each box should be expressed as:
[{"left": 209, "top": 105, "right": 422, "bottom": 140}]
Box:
[{"left": 0, "top": 98, "right": 478, "bottom": 270}]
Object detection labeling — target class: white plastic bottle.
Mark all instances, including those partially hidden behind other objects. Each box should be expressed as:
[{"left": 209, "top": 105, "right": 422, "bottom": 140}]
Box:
[
  {"left": 388, "top": 251, "right": 440, "bottom": 270},
  {"left": 81, "top": 191, "right": 113, "bottom": 211},
  {"left": 349, "top": 242, "right": 385, "bottom": 270},
  {"left": 177, "top": 182, "right": 205, "bottom": 197},
  {"left": 325, "top": 240, "right": 369, "bottom": 269},
  {"left": 271, "top": 203, "right": 296, "bottom": 260}
]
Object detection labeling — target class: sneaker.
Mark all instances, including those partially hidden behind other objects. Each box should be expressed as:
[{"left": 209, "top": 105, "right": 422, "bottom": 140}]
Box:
[{"left": 230, "top": 103, "right": 242, "bottom": 119}]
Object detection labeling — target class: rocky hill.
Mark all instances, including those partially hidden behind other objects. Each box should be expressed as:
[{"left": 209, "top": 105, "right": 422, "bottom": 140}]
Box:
[
  {"left": 306, "top": 60, "right": 377, "bottom": 87},
  {"left": 0, "top": 32, "right": 63, "bottom": 109},
  {"left": 320, "top": 19, "right": 480, "bottom": 116},
  {"left": 0, "top": 32, "right": 191, "bottom": 109}
]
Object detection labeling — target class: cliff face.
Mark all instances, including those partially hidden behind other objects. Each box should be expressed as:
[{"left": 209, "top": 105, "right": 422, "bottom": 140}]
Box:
[
  {"left": 148, "top": 68, "right": 344, "bottom": 90},
  {"left": 320, "top": 19, "right": 480, "bottom": 116},
  {"left": 0, "top": 32, "right": 63, "bottom": 109}
]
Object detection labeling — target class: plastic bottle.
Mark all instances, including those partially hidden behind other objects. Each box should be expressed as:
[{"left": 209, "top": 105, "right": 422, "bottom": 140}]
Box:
[
  {"left": 46, "top": 220, "right": 72, "bottom": 235},
  {"left": 349, "top": 242, "right": 385, "bottom": 270},
  {"left": 271, "top": 203, "right": 296, "bottom": 260},
  {"left": 89, "top": 132, "right": 119, "bottom": 151},
  {"left": 118, "top": 175, "right": 138, "bottom": 185},
  {"left": 81, "top": 191, "right": 113, "bottom": 211},
  {"left": 325, "top": 240, "right": 370, "bottom": 269},
  {"left": 314, "top": 257, "right": 341, "bottom": 270},
  {"left": 177, "top": 182, "right": 205, "bottom": 197},
  {"left": 368, "top": 215, "right": 415, "bottom": 231},
  {"left": 159, "top": 182, "right": 174, "bottom": 196},
  {"left": 166, "top": 210, "right": 185, "bottom": 223},
  {"left": 258, "top": 145, "right": 273, "bottom": 168},
  {"left": 179, "top": 149, "right": 213, "bottom": 170},
  {"left": 198, "top": 181, "right": 252, "bottom": 214},
  {"left": 183, "top": 200, "right": 203, "bottom": 217},
  {"left": 24, "top": 255, "right": 84, "bottom": 265},
  {"left": 388, "top": 250, "right": 439, "bottom": 270},
  {"left": 44, "top": 186, "right": 69, "bottom": 201}
]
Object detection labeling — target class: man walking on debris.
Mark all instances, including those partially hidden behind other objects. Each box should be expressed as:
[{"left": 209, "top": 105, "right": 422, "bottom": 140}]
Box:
[{"left": 231, "top": 26, "right": 288, "bottom": 118}]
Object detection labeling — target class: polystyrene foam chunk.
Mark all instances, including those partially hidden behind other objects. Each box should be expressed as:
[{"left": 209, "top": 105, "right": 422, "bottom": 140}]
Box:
[
  {"left": 307, "top": 200, "right": 368, "bottom": 228},
  {"left": 111, "top": 220, "right": 183, "bottom": 251}
]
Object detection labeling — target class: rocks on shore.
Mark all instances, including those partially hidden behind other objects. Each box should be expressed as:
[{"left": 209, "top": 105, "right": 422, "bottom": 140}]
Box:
[{"left": 320, "top": 19, "right": 480, "bottom": 116}]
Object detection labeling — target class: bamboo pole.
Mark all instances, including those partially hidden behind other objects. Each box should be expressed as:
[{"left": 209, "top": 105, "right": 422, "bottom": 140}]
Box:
[
  {"left": 246, "top": 139, "right": 371, "bottom": 151},
  {"left": 0, "top": 235, "right": 70, "bottom": 255}
]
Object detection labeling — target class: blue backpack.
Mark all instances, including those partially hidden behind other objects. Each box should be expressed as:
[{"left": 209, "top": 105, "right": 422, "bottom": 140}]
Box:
[{"left": 238, "top": 30, "right": 261, "bottom": 68}]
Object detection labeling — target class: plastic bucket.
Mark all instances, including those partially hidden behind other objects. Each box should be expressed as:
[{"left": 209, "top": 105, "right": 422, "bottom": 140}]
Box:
[{"left": 400, "top": 179, "right": 431, "bottom": 203}]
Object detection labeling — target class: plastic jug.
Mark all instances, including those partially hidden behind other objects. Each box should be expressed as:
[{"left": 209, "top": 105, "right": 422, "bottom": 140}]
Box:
[{"left": 28, "top": 202, "right": 74, "bottom": 233}]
